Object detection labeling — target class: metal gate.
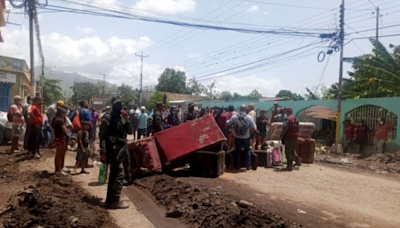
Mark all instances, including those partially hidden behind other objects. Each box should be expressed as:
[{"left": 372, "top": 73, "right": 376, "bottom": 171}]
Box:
[
  {"left": 0, "top": 84, "right": 12, "bottom": 112},
  {"left": 346, "top": 105, "right": 397, "bottom": 145}
]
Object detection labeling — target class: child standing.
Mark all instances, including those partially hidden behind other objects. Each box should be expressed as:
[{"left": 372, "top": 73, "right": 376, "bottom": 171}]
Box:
[{"left": 74, "top": 123, "right": 90, "bottom": 174}]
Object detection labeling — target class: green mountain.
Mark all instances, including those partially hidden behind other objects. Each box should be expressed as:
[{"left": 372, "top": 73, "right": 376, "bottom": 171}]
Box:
[{"left": 34, "top": 67, "right": 113, "bottom": 96}]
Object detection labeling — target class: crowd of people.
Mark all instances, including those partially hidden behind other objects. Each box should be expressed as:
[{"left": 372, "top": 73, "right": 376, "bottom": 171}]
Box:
[{"left": 6, "top": 95, "right": 395, "bottom": 210}]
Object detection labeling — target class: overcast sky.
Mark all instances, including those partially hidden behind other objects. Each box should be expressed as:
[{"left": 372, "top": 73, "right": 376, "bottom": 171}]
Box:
[{"left": 1, "top": 0, "right": 400, "bottom": 97}]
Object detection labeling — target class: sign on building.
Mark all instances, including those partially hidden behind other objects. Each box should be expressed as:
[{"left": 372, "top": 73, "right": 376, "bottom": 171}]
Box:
[{"left": 0, "top": 72, "right": 16, "bottom": 83}]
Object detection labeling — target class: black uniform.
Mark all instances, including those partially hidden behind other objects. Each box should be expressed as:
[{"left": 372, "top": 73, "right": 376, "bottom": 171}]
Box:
[{"left": 100, "top": 108, "right": 132, "bottom": 205}]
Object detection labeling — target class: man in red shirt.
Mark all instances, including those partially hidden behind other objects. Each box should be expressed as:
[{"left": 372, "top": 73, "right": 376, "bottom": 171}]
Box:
[
  {"left": 374, "top": 118, "right": 393, "bottom": 154},
  {"left": 355, "top": 120, "right": 370, "bottom": 154},
  {"left": 343, "top": 119, "right": 355, "bottom": 153},
  {"left": 28, "top": 97, "right": 43, "bottom": 159},
  {"left": 214, "top": 106, "right": 228, "bottom": 151}
]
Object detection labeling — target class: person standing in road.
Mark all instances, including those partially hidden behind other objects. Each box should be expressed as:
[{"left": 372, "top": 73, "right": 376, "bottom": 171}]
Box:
[
  {"left": 226, "top": 105, "right": 237, "bottom": 150},
  {"left": 46, "top": 100, "right": 64, "bottom": 147},
  {"left": 184, "top": 102, "right": 197, "bottom": 122},
  {"left": 28, "top": 97, "right": 43, "bottom": 159},
  {"left": 138, "top": 106, "right": 148, "bottom": 139},
  {"left": 129, "top": 105, "right": 140, "bottom": 140},
  {"left": 152, "top": 102, "right": 165, "bottom": 135},
  {"left": 355, "top": 120, "right": 370, "bottom": 154},
  {"left": 227, "top": 104, "right": 256, "bottom": 170},
  {"left": 100, "top": 97, "right": 132, "bottom": 209},
  {"left": 248, "top": 103, "right": 257, "bottom": 149},
  {"left": 90, "top": 108, "right": 99, "bottom": 140},
  {"left": 167, "top": 106, "right": 181, "bottom": 127},
  {"left": 52, "top": 107, "right": 68, "bottom": 173},
  {"left": 256, "top": 109, "right": 269, "bottom": 148},
  {"left": 373, "top": 118, "right": 393, "bottom": 154},
  {"left": 343, "top": 119, "right": 355, "bottom": 153},
  {"left": 271, "top": 102, "right": 280, "bottom": 123},
  {"left": 8, "top": 96, "right": 24, "bottom": 153},
  {"left": 214, "top": 106, "right": 228, "bottom": 151},
  {"left": 23, "top": 96, "right": 32, "bottom": 150},
  {"left": 280, "top": 107, "right": 301, "bottom": 171}
]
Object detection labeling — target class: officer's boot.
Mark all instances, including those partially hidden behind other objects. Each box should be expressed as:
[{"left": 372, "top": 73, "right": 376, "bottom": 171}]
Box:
[{"left": 282, "top": 159, "right": 293, "bottom": 171}]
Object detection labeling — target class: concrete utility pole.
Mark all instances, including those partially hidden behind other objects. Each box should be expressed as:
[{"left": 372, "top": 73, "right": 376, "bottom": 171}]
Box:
[
  {"left": 28, "top": 0, "right": 35, "bottom": 94},
  {"left": 376, "top": 7, "right": 380, "bottom": 41},
  {"left": 100, "top": 72, "right": 108, "bottom": 97},
  {"left": 135, "top": 52, "right": 148, "bottom": 105},
  {"left": 335, "top": 0, "right": 345, "bottom": 146}
]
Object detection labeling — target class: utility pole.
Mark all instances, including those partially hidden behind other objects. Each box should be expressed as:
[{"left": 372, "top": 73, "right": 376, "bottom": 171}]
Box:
[
  {"left": 376, "top": 7, "right": 380, "bottom": 41},
  {"left": 335, "top": 0, "right": 345, "bottom": 147},
  {"left": 135, "top": 52, "right": 148, "bottom": 105},
  {"left": 100, "top": 72, "right": 108, "bottom": 97},
  {"left": 28, "top": 0, "right": 35, "bottom": 95}
]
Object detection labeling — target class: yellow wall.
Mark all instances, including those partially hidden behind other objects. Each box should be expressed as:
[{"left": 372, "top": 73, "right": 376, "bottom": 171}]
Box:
[{"left": 0, "top": 56, "right": 32, "bottom": 101}]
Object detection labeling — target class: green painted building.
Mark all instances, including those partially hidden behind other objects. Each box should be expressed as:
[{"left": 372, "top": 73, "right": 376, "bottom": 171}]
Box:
[{"left": 202, "top": 97, "right": 399, "bottom": 151}]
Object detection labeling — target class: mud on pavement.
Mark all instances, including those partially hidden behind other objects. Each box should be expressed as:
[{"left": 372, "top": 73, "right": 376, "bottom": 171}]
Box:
[
  {"left": 0, "top": 151, "right": 117, "bottom": 228},
  {"left": 134, "top": 174, "right": 304, "bottom": 228}
]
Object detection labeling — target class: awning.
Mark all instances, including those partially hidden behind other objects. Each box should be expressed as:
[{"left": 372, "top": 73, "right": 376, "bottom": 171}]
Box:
[{"left": 299, "top": 105, "right": 336, "bottom": 120}]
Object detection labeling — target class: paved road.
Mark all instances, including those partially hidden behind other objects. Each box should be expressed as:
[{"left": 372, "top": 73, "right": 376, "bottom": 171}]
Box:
[{"left": 219, "top": 164, "right": 400, "bottom": 228}]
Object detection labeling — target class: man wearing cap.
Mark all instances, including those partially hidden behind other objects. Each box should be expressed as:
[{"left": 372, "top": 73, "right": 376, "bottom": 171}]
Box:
[
  {"left": 46, "top": 100, "right": 64, "bottom": 147},
  {"left": 8, "top": 96, "right": 24, "bottom": 153},
  {"left": 280, "top": 107, "right": 301, "bottom": 171},
  {"left": 100, "top": 96, "right": 132, "bottom": 209},
  {"left": 138, "top": 106, "right": 148, "bottom": 139},
  {"left": 152, "top": 102, "right": 164, "bottom": 135}
]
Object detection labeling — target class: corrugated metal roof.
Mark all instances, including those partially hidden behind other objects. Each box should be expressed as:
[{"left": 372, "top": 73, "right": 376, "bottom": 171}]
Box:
[{"left": 299, "top": 105, "right": 336, "bottom": 120}]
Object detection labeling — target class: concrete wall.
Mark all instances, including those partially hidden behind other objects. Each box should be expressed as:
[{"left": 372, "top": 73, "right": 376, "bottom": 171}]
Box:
[{"left": 203, "top": 97, "right": 400, "bottom": 150}]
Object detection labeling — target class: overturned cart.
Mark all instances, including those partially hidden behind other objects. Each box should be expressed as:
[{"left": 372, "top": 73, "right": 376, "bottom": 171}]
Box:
[{"left": 127, "top": 115, "right": 227, "bottom": 178}]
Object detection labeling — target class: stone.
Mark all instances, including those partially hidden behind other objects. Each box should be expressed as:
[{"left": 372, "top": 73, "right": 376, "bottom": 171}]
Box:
[{"left": 238, "top": 200, "right": 254, "bottom": 208}]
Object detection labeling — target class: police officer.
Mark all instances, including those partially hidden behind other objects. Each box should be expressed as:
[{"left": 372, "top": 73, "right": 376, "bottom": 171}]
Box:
[
  {"left": 152, "top": 101, "right": 164, "bottom": 134},
  {"left": 184, "top": 102, "right": 197, "bottom": 122},
  {"left": 280, "top": 107, "right": 301, "bottom": 171},
  {"left": 100, "top": 96, "right": 132, "bottom": 209}
]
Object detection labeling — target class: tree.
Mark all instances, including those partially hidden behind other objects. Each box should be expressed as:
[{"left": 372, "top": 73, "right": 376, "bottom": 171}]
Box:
[
  {"left": 326, "top": 38, "right": 400, "bottom": 99},
  {"left": 233, "top": 93, "right": 242, "bottom": 99},
  {"left": 146, "top": 91, "right": 164, "bottom": 110},
  {"left": 275, "top": 90, "right": 305, "bottom": 101},
  {"left": 187, "top": 77, "right": 205, "bottom": 95},
  {"left": 156, "top": 68, "right": 189, "bottom": 94},
  {"left": 204, "top": 81, "right": 219, "bottom": 100},
  {"left": 219, "top": 91, "right": 233, "bottom": 101},
  {"left": 40, "top": 77, "right": 63, "bottom": 106},
  {"left": 117, "top": 84, "right": 138, "bottom": 106},
  {"left": 71, "top": 82, "right": 101, "bottom": 105},
  {"left": 248, "top": 89, "right": 262, "bottom": 99}
]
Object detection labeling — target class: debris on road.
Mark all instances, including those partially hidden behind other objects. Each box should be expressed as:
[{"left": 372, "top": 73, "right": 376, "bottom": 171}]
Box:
[
  {"left": 0, "top": 171, "right": 117, "bottom": 228},
  {"left": 135, "top": 175, "right": 304, "bottom": 228}
]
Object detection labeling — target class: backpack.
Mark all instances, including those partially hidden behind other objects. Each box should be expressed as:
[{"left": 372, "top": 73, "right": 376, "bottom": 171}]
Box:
[{"left": 234, "top": 114, "right": 249, "bottom": 136}]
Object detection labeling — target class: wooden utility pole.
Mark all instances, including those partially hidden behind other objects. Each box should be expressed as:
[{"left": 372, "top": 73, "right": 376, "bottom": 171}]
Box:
[
  {"left": 335, "top": 0, "right": 345, "bottom": 145},
  {"left": 376, "top": 7, "right": 380, "bottom": 41},
  {"left": 135, "top": 52, "right": 148, "bottom": 105}
]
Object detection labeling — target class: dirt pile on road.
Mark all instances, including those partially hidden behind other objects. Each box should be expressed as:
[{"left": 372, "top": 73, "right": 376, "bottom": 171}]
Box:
[
  {"left": 0, "top": 171, "right": 117, "bottom": 228},
  {"left": 135, "top": 175, "right": 303, "bottom": 228},
  {"left": 0, "top": 153, "right": 20, "bottom": 183},
  {"left": 316, "top": 152, "right": 400, "bottom": 175},
  {"left": 363, "top": 152, "right": 400, "bottom": 164}
]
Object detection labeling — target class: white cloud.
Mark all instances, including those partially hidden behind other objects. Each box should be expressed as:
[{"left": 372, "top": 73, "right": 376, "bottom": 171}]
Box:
[
  {"left": 1, "top": 26, "right": 158, "bottom": 87},
  {"left": 264, "top": 11, "right": 269, "bottom": 15},
  {"left": 247, "top": 5, "right": 260, "bottom": 13},
  {"left": 213, "top": 74, "right": 283, "bottom": 97},
  {"left": 76, "top": 27, "right": 95, "bottom": 34},
  {"left": 133, "top": 0, "right": 196, "bottom": 14}
]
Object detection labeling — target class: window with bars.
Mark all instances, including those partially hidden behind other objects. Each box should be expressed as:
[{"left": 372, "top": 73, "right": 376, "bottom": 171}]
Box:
[{"left": 346, "top": 105, "right": 397, "bottom": 145}]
